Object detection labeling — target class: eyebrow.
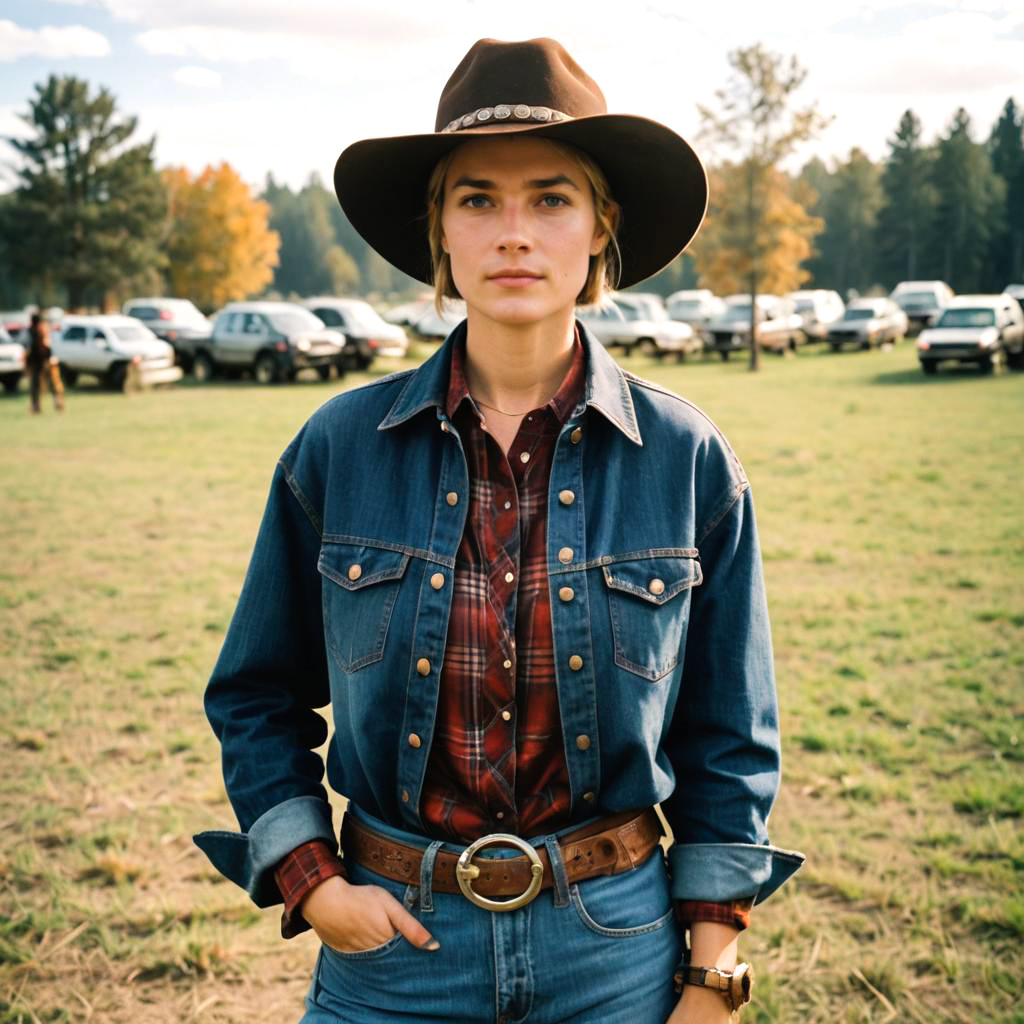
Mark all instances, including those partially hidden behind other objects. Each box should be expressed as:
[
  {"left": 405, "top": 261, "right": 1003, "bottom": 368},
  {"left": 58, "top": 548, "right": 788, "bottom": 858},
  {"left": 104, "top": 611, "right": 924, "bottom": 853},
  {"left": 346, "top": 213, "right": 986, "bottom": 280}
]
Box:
[{"left": 450, "top": 173, "right": 581, "bottom": 192}]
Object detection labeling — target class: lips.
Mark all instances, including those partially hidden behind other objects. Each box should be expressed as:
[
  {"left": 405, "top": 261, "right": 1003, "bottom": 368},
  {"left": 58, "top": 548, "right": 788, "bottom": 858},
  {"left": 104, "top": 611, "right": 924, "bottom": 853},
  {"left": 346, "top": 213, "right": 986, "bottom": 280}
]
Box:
[{"left": 487, "top": 270, "right": 544, "bottom": 285}]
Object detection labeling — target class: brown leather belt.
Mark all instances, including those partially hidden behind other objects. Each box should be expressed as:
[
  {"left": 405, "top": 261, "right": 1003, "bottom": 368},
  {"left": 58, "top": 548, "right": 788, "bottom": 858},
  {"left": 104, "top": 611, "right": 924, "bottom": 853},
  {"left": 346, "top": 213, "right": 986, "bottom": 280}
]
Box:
[{"left": 341, "top": 806, "right": 664, "bottom": 909}]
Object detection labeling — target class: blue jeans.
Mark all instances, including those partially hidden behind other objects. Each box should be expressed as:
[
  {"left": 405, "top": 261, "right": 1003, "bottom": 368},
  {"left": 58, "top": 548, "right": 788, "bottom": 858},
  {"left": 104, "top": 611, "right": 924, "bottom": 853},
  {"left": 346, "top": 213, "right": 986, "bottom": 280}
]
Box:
[{"left": 300, "top": 803, "right": 684, "bottom": 1023}]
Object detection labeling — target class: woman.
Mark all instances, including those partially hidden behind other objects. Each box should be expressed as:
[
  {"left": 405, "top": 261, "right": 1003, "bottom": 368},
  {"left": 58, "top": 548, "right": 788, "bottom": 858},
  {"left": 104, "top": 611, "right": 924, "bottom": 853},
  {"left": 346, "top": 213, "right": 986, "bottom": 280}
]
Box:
[{"left": 195, "top": 38, "right": 804, "bottom": 1024}]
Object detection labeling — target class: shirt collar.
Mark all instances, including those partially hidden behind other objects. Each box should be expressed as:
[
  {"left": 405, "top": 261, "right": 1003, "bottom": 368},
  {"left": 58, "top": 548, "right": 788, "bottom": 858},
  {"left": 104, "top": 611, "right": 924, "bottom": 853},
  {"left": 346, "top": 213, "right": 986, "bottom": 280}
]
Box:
[
  {"left": 377, "top": 316, "right": 642, "bottom": 446},
  {"left": 444, "top": 322, "right": 586, "bottom": 426}
]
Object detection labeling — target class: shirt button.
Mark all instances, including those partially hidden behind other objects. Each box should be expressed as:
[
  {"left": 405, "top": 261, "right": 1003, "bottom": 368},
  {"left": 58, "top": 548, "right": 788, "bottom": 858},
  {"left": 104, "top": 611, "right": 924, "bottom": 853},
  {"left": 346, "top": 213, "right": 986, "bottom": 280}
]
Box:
[
  {"left": 402, "top": 789, "right": 410, "bottom": 802},
  {"left": 347, "top": 563, "right": 362, "bottom": 581},
  {"left": 416, "top": 657, "right": 431, "bottom": 676},
  {"left": 408, "top": 733, "right": 421, "bottom": 748},
  {"left": 568, "top": 654, "right": 583, "bottom": 671},
  {"left": 440, "top": 421, "right": 450, "bottom": 433},
  {"left": 503, "top": 500, "right": 511, "bottom": 510},
  {"left": 582, "top": 791, "right": 595, "bottom": 802},
  {"left": 496, "top": 811, "right": 504, "bottom": 820},
  {"left": 503, "top": 659, "right": 512, "bottom": 669},
  {"left": 430, "top": 572, "right": 445, "bottom": 590},
  {"left": 558, "top": 546, "right": 574, "bottom": 564},
  {"left": 570, "top": 427, "right": 583, "bottom": 444},
  {"left": 504, "top": 571, "right": 514, "bottom": 583},
  {"left": 519, "top": 451, "right": 530, "bottom": 463},
  {"left": 446, "top": 491, "right": 459, "bottom": 506},
  {"left": 558, "top": 586, "right": 575, "bottom": 602},
  {"left": 502, "top": 710, "right": 512, "bottom": 721},
  {"left": 649, "top": 578, "right": 666, "bottom": 596},
  {"left": 558, "top": 489, "right": 575, "bottom": 506},
  {"left": 576, "top": 734, "right": 590, "bottom": 750}
]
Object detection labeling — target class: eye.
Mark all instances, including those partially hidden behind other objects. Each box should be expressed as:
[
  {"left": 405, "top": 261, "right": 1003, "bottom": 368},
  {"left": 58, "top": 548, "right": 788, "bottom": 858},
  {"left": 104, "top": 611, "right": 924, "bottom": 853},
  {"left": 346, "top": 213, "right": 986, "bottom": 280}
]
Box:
[
  {"left": 540, "top": 194, "right": 570, "bottom": 208},
  {"left": 459, "top": 193, "right": 492, "bottom": 208}
]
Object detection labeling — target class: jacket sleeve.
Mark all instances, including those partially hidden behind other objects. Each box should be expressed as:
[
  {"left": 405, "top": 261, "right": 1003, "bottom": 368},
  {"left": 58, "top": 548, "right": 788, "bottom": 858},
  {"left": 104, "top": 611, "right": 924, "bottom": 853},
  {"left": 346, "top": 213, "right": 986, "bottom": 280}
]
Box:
[
  {"left": 192, "top": 441, "right": 338, "bottom": 907},
  {"left": 661, "top": 475, "right": 804, "bottom": 907}
]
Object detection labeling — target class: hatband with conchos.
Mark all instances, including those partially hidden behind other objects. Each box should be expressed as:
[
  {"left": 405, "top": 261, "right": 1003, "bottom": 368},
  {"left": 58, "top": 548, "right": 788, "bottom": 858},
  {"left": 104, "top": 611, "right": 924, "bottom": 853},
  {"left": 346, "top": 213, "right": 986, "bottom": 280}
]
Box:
[{"left": 443, "top": 105, "right": 570, "bottom": 132}]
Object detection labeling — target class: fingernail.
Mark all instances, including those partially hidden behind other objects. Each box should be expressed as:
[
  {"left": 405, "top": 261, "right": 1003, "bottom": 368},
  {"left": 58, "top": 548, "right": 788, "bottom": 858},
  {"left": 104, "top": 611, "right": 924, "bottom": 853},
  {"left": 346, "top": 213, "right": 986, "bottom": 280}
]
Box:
[{"left": 423, "top": 938, "right": 441, "bottom": 951}]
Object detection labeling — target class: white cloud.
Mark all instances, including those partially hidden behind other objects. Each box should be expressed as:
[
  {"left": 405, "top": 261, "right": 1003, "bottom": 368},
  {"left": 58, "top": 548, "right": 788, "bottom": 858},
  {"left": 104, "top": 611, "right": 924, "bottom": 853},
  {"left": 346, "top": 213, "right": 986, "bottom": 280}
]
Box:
[
  {"left": 172, "top": 64, "right": 221, "bottom": 88},
  {"left": 0, "top": 19, "right": 111, "bottom": 61}
]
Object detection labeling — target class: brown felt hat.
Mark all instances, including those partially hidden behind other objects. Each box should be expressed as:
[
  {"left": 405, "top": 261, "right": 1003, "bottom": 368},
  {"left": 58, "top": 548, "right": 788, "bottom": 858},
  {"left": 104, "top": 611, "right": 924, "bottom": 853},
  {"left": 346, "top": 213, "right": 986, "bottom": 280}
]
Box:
[{"left": 333, "top": 37, "right": 708, "bottom": 288}]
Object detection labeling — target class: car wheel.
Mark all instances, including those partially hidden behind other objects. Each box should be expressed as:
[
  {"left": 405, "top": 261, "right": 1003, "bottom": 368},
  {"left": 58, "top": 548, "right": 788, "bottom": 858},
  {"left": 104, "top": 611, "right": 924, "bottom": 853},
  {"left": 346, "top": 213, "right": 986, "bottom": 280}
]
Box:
[
  {"left": 356, "top": 353, "right": 373, "bottom": 370},
  {"left": 921, "top": 360, "right": 937, "bottom": 375},
  {"left": 980, "top": 349, "right": 1004, "bottom": 375},
  {"left": 830, "top": 344, "right": 841, "bottom": 354},
  {"left": 638, "top": 338, "right": 658, "bottom": 357},
  {"left": 720, "top": 350, "right": 730, "bottom": 362},
  {"left": 1007, "top": 348, "right": 1024, "bottom": 369},
  {"left": 192, "top": 352, "right": 214, "bottom": 383},
  {"left": 107, "top": 364, "right": 127, "bottom": 391},
  {"left": 58, "top": 366, "right": 78, "bottom": 387},
  {"left": 2, "top": 374, "right": 20, "bottom": 394},
  {"left": 317, "top": 365, "right": 333, "bottom": 381},
  {"left": 254, "top": 354, "right": 280, "bottom": 385}
]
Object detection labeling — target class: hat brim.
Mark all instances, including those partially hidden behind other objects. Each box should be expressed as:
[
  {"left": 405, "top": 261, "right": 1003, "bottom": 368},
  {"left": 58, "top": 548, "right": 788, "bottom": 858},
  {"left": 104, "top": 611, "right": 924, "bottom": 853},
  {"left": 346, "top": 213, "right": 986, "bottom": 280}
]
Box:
[{"left": 333, "top": 114, "right": 707, "bottom": 289}]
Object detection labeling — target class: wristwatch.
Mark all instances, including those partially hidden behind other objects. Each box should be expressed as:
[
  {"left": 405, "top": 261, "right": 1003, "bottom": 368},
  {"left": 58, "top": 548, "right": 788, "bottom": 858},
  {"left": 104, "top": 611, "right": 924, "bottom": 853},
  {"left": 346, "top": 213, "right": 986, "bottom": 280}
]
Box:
[{"left": 675, "top": 961, "right": 754, "bottom": 1012}]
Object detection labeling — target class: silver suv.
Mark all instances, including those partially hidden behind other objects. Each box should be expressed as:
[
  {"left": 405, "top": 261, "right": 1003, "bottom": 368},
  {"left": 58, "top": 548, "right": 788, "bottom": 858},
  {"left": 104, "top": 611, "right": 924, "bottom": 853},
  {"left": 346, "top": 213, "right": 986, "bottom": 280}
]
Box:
[
  {"left": 122, "top": 297, "right": 212, "bottom": 371},
  {"left": 195, "top": 302, "right": 346, "bottom": 384}
]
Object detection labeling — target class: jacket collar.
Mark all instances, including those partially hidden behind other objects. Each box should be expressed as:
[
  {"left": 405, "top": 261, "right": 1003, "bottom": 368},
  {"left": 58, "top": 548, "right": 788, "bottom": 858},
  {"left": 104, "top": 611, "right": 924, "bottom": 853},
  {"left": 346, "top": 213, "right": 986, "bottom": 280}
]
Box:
[{"left": 377, "top": 317, "right": 642, "bottom": 446}]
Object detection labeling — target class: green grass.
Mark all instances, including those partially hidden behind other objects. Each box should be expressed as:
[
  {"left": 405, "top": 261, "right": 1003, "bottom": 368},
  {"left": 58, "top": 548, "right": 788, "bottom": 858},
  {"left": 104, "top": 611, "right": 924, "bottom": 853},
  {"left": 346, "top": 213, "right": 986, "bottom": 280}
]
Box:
[{"left": 1, "top": 339, "right": 1022, "bottom": 1020}]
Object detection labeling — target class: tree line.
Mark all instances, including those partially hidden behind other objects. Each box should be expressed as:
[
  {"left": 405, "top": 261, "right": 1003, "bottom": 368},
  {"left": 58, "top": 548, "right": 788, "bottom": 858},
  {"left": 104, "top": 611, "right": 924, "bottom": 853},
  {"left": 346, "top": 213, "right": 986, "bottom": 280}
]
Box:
[{"left": 1, "top": 71, "right": 1021, "bottom": 315}]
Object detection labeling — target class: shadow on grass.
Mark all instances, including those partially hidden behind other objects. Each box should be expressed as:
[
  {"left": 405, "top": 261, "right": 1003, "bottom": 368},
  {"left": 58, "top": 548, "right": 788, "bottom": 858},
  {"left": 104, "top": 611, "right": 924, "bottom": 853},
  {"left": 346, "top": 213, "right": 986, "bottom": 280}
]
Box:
[{"left": 868, "top": 365, "right": 1015, "bottom": 387}]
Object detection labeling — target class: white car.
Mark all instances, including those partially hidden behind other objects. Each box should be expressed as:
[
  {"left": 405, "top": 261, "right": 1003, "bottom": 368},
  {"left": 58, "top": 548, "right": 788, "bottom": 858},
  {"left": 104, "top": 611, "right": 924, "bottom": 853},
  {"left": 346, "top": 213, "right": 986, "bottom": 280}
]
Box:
[
  {"left": 787, "top": 289, "right": 845, "bottom": 341},
  {"left": 889, "top": 280, "right": 954, "bottom": 330},
  {"left": 706, "top": 295, "right": 805, "bottom": 359},
  {"left": 0, "top": 325, "right": 26, "bottom": 394},
  {"left": 917, "top": 294, "right": 1024, "bottom": 374},
  {"left": 602, "top": 292, "right": 699, "bottom": 358},
  {"left": 826, "top": 298, "right": 908, "bottom": 350},
  {"left": 665, "top": 289, "right": 726, "bottom": 330},
  {"left": 53, "top": 315, "right": 183, "bottom": 390},
  {"left": 300, "top": 297, "right": 408, "bottom": 368},
  {"left": 408, "top": 299, "right": 467, "bottom": 340}
]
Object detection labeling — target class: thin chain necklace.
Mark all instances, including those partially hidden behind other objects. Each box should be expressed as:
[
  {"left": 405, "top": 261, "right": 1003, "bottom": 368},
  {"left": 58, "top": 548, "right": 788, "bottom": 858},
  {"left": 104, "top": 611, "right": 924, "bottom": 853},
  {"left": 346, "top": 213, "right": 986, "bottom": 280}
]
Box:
[{"left": 471, "top": 394, "right": 540, "bottom": 417}]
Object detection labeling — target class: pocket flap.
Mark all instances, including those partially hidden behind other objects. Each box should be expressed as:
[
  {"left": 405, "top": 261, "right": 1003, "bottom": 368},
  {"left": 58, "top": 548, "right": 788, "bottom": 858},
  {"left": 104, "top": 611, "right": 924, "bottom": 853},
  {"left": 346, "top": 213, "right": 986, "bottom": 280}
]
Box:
[
  {"left": 602, "top": 555, "right": 702, "bottom": 605},
  {"left": 317, "top": 542, "right": 410, "bottom": 590}
]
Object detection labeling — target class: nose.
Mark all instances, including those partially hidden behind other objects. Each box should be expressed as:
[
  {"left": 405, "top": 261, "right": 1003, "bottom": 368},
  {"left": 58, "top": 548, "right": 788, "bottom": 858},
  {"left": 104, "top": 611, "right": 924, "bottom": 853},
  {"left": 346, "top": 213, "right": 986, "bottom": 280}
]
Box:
[{"left": 496, "top": 202, "right": 531, "bottom": 254}]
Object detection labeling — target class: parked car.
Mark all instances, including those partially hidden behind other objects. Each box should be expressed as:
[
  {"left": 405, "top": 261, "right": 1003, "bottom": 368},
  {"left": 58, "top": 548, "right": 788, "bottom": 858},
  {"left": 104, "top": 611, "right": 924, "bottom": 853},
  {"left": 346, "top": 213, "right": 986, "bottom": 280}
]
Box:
[
  {"left": 826, "top": 298, "right": 908, "bottom": 350},
  {"left": 0, "top": 309, "right": 31, "bottom": 340},
  {"left": 1004, "top": 284, "right": 1024, "bottom": 315},
  {"left": 706, "top": 294, "right": 804, "bottom": 359},
  {"left": 916, "top": 294, "right": 1024, "bottom": 374},
  {"left": 53, "top": 315, "right": 183, "bottom": 390},
  {"left": 407, "top": 300, "right": 467, "bottom": 340},
  {"left": 195, "top": 302, "right": 346, "bottom": 383},
  {"left": 122, "top": 297, "right": 212, "bottom": 371},
  {"left": 596, "top": 292, "right": 700, "bottom": 358},
  {"left": 0, "top": 324, "right": 26, "bottom": 393},
  {"left": 384, "top": 297, "right": 435, "bottom": 327},
  {"left": 787, "top": 289, "right": 845, "bottom": 341},
  {"left": 889, "top": 280, "right": 954, "bottom": 331},
  {"left": 665, "top": 289, "right": 726, "bottom": 330},
  {"left": 299, "top": 297, "right": 408, "bottom": 369}
]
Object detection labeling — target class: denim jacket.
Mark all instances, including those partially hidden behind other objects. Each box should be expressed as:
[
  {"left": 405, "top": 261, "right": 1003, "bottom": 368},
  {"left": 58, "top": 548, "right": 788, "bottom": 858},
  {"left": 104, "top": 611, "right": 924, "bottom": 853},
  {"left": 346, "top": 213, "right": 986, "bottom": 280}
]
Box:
[{"left": 194, "top": 319, "right": 805, "bottom": 910}]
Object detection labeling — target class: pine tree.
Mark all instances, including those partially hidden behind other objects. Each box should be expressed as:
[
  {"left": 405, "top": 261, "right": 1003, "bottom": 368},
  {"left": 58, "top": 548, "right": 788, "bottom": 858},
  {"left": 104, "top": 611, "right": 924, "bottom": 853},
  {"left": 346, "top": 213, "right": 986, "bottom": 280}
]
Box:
[
  {"left": 929, "top": 108, "right": 1005, "bottom": 292},
  {"left": 987, "top": 98, "right": 1024, "bottom": 285},
  {"left": 875, "top": 110, "right": 938, "bottom": 287},
  {"left": 0, "top": 75, "right": 167, "bottom": 310}
]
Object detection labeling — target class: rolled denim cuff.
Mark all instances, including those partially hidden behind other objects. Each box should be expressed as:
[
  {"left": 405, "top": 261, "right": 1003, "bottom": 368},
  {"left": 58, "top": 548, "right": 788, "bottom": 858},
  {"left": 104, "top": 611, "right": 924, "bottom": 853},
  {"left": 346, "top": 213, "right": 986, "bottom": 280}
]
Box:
[
  {"left": 192, "top": 795, "right": 337, "bottom": 907},
  {"left": 667, "top": 841, "right": 805, "bottom": 906}
]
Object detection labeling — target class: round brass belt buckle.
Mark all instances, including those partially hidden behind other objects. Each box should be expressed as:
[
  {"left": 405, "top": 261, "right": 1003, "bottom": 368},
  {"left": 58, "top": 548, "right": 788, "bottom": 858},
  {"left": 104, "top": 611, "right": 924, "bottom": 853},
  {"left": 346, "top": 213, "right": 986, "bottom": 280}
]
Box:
[{"left": 455, "top": 833, "right": 544, "bottom": 911}]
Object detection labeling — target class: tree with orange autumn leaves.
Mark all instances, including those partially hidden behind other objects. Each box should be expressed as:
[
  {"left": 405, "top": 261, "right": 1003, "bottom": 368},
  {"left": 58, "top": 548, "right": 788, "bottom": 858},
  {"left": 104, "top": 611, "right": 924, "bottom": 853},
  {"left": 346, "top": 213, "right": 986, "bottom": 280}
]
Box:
[{"left": 163, "top": 163, "right": 279, "bottom": 312}]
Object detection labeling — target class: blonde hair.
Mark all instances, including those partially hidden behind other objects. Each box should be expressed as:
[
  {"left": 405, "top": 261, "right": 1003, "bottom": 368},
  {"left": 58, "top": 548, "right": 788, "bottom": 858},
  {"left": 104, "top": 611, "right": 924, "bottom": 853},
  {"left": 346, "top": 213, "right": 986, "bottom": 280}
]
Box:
[{"left": 425, "top": 137, "right": 622, "bottom": 313}]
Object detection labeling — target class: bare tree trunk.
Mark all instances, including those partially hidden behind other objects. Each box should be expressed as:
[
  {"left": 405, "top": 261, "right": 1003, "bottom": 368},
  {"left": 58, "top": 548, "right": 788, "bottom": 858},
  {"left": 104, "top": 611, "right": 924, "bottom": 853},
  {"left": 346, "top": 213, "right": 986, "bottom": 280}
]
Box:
[{"left": 748, "top": 273, "right": 760, "bottom": 372}]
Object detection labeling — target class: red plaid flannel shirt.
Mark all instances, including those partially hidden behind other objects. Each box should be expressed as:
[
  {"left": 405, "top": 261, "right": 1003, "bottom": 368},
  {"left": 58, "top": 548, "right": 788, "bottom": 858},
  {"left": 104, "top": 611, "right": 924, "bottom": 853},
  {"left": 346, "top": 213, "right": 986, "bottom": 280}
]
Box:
[{"left": 273, "top": 328, "right": 751, "bottom": 938}]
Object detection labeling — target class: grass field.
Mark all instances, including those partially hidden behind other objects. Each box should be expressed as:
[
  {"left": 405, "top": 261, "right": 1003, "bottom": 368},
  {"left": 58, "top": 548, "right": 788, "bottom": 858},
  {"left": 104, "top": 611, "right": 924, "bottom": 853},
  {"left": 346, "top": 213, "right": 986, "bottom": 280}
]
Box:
[{"left": 1, "top": 338, "right": 1022, "bottom": 1023}]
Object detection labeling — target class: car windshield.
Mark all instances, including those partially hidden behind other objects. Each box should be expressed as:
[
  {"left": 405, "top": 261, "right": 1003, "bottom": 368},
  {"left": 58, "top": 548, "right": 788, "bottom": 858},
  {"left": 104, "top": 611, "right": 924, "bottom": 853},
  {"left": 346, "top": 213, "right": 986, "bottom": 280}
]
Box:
[
  {"left": 845, "top": 308, "right": 876, "bottom": 321},
  {"left": 670, "top": 300, "right": 701, "bottom": 314},
  {"left": 899, "top": 291, "right": 937, "bottom": 306},
  {"left": 112, "top": 325, "right": 153, "bottom": 341},
  {"left": 723, "top": 304, "right": 752, "bottom": 320},
  {"left": 268, "top": 309, "right": 323, "bottom": 333},
  {"left": 937, "top": 308, "right": 995, "bottom": 328},
  {"left": 794, "top": 299, "right": 815, "bottom": 312},
  {"left": 340, "top": 302, "right": 388, "bottom": 330}
]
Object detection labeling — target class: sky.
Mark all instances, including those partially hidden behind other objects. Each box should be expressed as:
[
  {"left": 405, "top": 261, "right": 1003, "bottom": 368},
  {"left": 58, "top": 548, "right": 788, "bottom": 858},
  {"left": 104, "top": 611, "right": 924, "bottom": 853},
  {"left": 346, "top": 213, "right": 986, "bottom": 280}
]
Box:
[{"left": 1, "top": 0, "right": 1023, "bottom": 192}]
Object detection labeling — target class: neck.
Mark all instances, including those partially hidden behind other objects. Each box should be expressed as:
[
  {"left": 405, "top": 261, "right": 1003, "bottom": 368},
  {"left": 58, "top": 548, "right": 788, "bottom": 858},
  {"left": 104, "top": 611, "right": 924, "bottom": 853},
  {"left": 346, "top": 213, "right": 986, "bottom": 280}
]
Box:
[{"left": 462, "top": 306, "right": 577, "bottom": 413}]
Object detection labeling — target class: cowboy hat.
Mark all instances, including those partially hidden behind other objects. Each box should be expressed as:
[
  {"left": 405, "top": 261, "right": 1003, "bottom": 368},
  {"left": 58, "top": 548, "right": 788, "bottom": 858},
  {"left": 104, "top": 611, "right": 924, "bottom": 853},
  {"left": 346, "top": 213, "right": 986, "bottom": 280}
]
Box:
[{"left": 333, "top": 37, "right": 708, "bottom": 289}]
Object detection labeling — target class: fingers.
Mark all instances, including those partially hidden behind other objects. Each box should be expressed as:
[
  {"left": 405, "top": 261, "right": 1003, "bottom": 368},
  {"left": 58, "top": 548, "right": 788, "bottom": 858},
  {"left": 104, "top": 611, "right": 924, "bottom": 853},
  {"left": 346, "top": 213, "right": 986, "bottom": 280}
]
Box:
[{"left": 383, "top": 891, "right": 440, "bottom": 951}]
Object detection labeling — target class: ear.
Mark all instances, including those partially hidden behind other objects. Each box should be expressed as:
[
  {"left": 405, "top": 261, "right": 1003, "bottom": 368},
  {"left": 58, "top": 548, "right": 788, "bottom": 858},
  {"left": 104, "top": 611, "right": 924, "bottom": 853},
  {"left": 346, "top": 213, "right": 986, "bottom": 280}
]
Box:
[
  {"left": 589, "top": 225, "right": 608, "bottom": 258},
  {"left": 441, "top": 231, "right": 449, "bottom": 255}
]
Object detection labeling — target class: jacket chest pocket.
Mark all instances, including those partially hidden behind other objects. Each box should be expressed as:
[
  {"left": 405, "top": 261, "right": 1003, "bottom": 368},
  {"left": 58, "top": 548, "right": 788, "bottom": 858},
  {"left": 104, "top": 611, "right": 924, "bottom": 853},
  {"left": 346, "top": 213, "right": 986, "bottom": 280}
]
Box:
[
  {"left": 318, "top": 542, "right": 410, "bottom": 673},
  {"left": 602, "top": 553, "right": 702, "bottom": 682}
]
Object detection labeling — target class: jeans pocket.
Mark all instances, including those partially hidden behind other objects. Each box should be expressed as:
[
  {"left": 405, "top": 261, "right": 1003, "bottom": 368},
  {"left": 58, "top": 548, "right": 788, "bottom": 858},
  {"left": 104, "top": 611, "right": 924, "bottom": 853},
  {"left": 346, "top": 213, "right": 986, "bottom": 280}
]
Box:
[
  {"left": 570, "top": 847, "right": 676, "bottom": 937},
  {"left": 602, "top": 551, "right": 702, "bottom": 682}
]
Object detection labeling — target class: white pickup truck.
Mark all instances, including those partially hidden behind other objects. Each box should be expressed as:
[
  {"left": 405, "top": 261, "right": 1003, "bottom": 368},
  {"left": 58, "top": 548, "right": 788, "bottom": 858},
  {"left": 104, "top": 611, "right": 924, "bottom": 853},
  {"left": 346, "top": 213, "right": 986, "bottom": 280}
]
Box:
[{"left": 53, "top": 315, "right": 183, "bottom": 390}]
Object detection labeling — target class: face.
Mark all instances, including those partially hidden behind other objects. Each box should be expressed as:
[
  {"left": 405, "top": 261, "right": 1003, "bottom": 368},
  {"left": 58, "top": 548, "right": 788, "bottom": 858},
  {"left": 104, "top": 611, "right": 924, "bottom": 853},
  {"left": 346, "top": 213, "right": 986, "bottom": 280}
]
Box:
[{"left": 440, "top": 134, "right": 607, "bottom": 328}]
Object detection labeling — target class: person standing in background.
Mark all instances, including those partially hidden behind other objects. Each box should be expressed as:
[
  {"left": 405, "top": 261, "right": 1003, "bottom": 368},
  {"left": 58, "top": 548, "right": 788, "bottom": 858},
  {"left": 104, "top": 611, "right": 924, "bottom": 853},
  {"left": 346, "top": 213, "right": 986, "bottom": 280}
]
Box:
[{"left": 26, "top": 312, "right": 65, "bottom": 415}]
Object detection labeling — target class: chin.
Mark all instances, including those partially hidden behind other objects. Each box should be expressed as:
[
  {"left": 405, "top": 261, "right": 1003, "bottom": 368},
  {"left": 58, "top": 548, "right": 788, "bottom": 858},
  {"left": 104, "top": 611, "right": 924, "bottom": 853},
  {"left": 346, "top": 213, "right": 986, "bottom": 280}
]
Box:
[{"left": 467, "top": 295, "right": 574, "bottom": 328}]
